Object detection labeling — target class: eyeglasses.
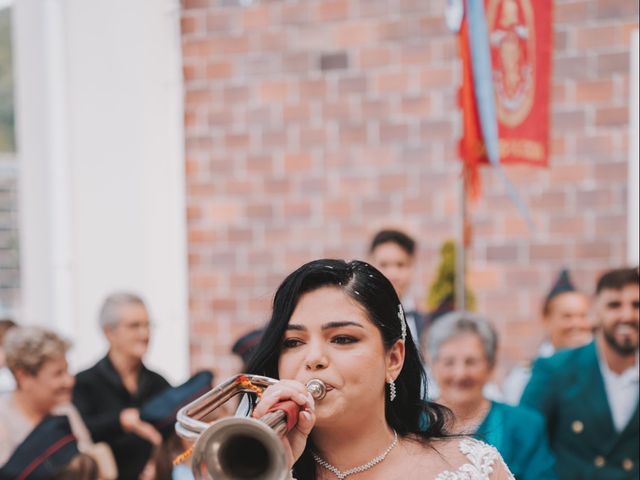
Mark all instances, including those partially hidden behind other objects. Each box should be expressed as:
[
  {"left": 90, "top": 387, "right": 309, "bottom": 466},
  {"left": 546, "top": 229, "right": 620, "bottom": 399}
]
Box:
[{"left": 118, "top": 320, "right": 154, "bottom": 331}]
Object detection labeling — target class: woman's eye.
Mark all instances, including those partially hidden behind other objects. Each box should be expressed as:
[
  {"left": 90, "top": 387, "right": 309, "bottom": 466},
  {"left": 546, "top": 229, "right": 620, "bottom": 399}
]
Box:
[
  {"left": 282, "top": 338, "right": 303, "bottom": 349},
  {"left": 332, "top": 335, "right": 357, "bottom": 345}
]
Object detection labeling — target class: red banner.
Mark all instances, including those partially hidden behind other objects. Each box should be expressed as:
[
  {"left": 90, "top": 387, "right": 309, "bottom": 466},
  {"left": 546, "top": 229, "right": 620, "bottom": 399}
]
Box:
[{"left": 460, "top": 0, "right": 553, "bottom": 195}]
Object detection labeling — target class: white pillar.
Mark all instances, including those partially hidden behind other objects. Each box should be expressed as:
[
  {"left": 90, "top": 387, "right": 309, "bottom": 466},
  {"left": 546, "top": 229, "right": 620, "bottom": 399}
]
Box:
[{"left": 14, "top": 0, "right": 188, "bottom": 382}]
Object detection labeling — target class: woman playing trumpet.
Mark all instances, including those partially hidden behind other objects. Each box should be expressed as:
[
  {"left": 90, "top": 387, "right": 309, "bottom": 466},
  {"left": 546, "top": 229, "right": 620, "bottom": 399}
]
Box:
[{"left": 248, "top": 259, "right": 514, "bottom": 480}]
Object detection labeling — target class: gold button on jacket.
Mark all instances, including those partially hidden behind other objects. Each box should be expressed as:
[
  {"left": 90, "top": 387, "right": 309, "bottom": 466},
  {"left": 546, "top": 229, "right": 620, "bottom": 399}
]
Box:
[
  {"left": 594, "top": 456, "right": 606, "bottom": 468},
  {"left": 571, "top": 420, "right": 584, "bottom": 434}
]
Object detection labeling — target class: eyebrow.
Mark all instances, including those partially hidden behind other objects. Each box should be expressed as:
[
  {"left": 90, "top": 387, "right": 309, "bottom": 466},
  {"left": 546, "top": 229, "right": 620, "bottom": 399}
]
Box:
[{"left": 286, "top": 321, "right": 365, "bottom": 331}]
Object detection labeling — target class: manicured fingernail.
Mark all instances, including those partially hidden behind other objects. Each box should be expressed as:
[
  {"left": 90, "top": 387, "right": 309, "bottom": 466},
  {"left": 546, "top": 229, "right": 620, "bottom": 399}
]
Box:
[
  {"left": 301, "top": 411, "right": 312, "bottom": 421},
  {"left": 306, "top": 393, "right": 315, "bottom": 407}
]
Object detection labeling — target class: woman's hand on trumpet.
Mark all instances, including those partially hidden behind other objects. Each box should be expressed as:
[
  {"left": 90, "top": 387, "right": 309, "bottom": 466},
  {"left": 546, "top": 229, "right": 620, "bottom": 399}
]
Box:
[{"left": 252, "top": 379, "right": 316, "bottom": 468}]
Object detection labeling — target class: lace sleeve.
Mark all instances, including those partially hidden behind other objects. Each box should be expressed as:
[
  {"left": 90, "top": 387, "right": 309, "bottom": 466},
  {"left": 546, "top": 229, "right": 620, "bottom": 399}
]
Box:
[{"left": 435, "top": 438, "right": 515, "bottom": 480}]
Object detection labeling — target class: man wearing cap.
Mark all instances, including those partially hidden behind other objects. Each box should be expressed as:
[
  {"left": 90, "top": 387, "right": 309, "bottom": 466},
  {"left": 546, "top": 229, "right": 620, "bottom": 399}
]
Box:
[
  {"left": 502, "top": 269, "right": 592, "bottom": 404},
  {"left": 521, "top": 267, "right": 639, "bottom": 480},
  {"left": 73, "top": 292, "right": 170, "bottom": 480}
]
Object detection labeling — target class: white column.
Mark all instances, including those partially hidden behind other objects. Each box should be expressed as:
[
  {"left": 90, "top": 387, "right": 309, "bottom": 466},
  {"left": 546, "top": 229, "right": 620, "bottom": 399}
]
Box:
[{"left": 14, "top": 0, "right": 188, "bottom": 382}]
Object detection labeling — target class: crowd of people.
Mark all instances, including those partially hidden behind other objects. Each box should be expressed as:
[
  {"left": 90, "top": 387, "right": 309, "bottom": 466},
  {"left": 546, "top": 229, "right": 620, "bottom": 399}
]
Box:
[{"left": 0, "top": 229, "right": 638, "bottom": 480}]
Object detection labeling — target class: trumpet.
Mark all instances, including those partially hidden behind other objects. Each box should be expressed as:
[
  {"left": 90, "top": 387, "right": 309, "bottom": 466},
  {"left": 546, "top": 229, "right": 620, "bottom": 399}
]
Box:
[{"left": 175, "top": 374, "right": 327, "bottom": 480}]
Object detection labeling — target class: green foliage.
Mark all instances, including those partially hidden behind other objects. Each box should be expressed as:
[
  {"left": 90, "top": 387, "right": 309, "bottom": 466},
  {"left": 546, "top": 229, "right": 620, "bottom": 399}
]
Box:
[
  {"left": 0, "top": 8, "right": 15, "bottom": 152},
  {"left": 426, "top": 240, "right": 476, "bottom": 311}
]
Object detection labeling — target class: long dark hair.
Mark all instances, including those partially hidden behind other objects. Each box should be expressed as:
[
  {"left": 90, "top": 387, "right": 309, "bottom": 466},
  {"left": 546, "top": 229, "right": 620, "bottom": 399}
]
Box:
[{"left": 246, "top": 259, "right": 451, "bottom": 479}]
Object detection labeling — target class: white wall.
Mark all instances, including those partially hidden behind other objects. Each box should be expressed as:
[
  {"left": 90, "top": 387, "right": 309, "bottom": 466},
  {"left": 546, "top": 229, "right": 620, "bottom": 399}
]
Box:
[{"left": 14, "top": 0, "right": 188, "bottom": 382}]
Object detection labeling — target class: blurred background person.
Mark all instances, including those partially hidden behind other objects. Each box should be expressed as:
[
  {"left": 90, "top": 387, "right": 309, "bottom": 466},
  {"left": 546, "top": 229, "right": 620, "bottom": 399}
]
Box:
[
  {"left": 426, "top": 311, "right": 558, "bottom": 480},
  {"left": 369, "top": 229, "right": 426, "bottom": 342},
  {"left": 73, "top": 292, "right": 170, "bottom": 480},
  {"left": 0, "top": 415, "right": 98, "bottom": 480},
  {"left": 502, "top": 269, "right": 591, "bottom": 404},
  {"left": 231, "top": 327, "right": 263, "bottom": 371},
  {"left": 0, "top": 318, "right": 17, "bottom": 393},
  {"left": 521, "top": 267, "right": 639, "bottom": 480},
  {"left": 0, "top": 326, "right": 115, "bottom": 478}
]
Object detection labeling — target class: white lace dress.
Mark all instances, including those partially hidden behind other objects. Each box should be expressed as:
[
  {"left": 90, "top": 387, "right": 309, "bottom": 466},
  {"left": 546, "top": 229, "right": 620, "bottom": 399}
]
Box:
[{"left": 435, "top": 438, "right": 515, "bottom": 480}]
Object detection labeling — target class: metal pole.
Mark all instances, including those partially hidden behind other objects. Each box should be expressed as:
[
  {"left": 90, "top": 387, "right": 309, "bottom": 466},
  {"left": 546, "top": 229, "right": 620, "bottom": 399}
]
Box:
[{"left": 455, "top": 168, "right": 466, "bottom": 312}]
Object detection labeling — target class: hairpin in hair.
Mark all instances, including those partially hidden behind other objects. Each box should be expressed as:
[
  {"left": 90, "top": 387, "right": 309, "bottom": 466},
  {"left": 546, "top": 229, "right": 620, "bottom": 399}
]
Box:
[{"left": 398, "top": 304, "right": 407, "bottom": 341}]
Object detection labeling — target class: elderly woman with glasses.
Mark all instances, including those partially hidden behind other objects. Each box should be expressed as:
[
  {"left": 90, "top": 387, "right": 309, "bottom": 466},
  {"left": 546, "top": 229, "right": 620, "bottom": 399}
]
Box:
[
  {"left": 73, "top": 292, "right": 170, "bottom": 480},
  {"left": 424, "top": 311, "right": 558, "bottom": 480}
]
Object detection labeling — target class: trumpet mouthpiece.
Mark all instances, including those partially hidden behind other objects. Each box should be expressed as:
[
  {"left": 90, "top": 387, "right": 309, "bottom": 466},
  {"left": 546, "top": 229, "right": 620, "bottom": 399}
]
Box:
[{"left": 306, "top": 379, "right": 327, "bottom": 401}]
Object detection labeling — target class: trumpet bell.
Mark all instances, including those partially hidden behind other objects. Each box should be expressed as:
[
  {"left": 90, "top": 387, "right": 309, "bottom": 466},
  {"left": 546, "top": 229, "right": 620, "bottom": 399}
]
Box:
[{"left": 191, "top": 416, "right": 289, "bottom": 480}]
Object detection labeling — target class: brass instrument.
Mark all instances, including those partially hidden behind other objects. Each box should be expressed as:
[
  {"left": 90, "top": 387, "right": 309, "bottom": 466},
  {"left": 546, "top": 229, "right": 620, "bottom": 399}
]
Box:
[{"left": 175, "top": 374, "right": 326, "bottom": 480}]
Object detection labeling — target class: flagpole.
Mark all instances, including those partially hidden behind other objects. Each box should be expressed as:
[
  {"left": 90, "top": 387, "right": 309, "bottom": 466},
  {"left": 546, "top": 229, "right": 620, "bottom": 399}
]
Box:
[{"left": 455, "top": 167, "right": 467, "bottom": 312}]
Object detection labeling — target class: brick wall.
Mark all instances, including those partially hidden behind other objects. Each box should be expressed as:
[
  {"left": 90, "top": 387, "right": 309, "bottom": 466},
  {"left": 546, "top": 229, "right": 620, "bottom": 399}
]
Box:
[{"left": 181, "top": 0, "right": 639, "bottom": 380}]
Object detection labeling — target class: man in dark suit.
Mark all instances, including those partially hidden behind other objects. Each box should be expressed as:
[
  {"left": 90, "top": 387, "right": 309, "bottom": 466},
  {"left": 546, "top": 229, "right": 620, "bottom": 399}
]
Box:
[
  {"left": 369, "top": 229, "right": 426, "bottom": 342},
  {"left": 73, "top": 292, "right": 170, "bottom": 480},
  {"left": 521, "top": 267, "right": 639, "bottom": 479}
]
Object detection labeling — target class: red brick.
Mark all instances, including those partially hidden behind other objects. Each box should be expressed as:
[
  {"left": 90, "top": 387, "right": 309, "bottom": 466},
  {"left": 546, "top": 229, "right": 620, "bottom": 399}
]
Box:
[
  {"left": 259, "top": 80, "right": 290, "bottom": 102},
  {"left": 575, "top": 79, "right": 614, "bottom": 102},
  {"left": 595, "top": 106, "right": 628, "bottom": 127},
  {"left": 468, "top": 268, "right": 501, "bottom": 290},
  {"left": 420, "top": 67, "right": 455, "bottom": 88},
  {"left": 283, "top": 104, "right": 310, "bottom": 122},
  {"left": 575, "top": 242, "right": 611, "bottom": 259},
  {"left": 594, "top": 214, "right": 627, "bottom": 235},
  {"left": 283, "top": 52, "right": 312, "bottom": 73},
  {"left": 205, "top": 62, "right": 233, "bottom": 80},
  {"left": 486, "top": 244, "right": 520, "bottom": 262},
  {"left": 184, "top": 0, "right": 212, "bottom": 9},
  {"left": 300, "top": 79, "right": 327, "bottom": 98},
  {"left": 379, "top": 19, "right": 423, "bottom": 41},
  {"left": 552, "top": 110, "right": 586, "bottom": 131},
  {"left": 375, "top": 72, "right": 410, "bottom": 93},
  {"left": 338, "top": 76, "right": 369, "bottom": 95},
  {"left": 317, "top": 0, "right": 350, "bottom": 21},
  {"left": 242, "top": 5, "right": 271, "bottom": 29},
  {"left": 359, "top": 46, "right": 392, "bottom": 68},
  {"left": 575, "top": 25, "right": 621, "bottom": 50},
  {"left": 300, "top": 127, "right": 328, "bottom": 146},
  {"left": 595, "top": 0, "right": 639, "bottom": 19},
  {"left": 379, "top": 122, "right": 409, "bottom": 143},
  {"left": 593, "top": 162, "right": 628, "bottom": 182},
  {"left": 339, "top": 123, "right": 368, "bottom": 144},
  {"left": 283, "top": 153, "right": 313, "bottom": 172},
  {"left": 549, "top": 216, "right": 586, "bottom": 236},
  {"left": 335, "top": 22, "right": 377, "bottom": 47},
  {"left": 530, "top": 243, "right": 569, "bottom": 261},
  {"left": 401, "top": 95, "right": 432, "bottom": 116},
  {"left": 400, "top": 44, "right": 433, "bottom": 66},
  {"left": 181, "top": 15, "right": 202, "bottom": 35},
  {"left": 555, "top": 1, "right": 590, "bottom": 22},
  {"left": 281, "top": 3, "right": 310, "bottom": 25}
]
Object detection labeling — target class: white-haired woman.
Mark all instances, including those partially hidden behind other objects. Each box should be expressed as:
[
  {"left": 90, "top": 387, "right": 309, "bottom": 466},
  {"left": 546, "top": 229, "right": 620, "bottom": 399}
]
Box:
[
  {"left": 73, "top": 292, "right": 170, "bottom": 480},
  {"left": 425, "top": 311, "right": 558, "bottom": 480}
]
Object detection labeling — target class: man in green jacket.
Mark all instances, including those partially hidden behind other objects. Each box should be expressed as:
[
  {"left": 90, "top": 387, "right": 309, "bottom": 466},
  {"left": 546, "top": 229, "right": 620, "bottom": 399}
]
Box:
[{"left": 521, "top": 267, "right": 639, "bottom": 479}]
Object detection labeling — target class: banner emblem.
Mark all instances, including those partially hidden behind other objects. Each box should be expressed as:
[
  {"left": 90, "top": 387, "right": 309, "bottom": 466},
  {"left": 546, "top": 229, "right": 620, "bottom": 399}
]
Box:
[{"left": 488, "top": 0, "right": 536, "bottom": 128}]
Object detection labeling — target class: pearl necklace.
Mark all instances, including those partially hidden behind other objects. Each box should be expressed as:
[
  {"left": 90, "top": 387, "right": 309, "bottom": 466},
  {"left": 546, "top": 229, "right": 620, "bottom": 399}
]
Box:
[{"left": 312, "top": 431, "right": 398, "bottom": 480}]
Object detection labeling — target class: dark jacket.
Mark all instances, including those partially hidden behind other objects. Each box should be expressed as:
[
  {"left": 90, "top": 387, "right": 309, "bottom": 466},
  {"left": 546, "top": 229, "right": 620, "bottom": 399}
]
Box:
[
  {"left": 72, "top": 355, "right": 170, "bottom": 480},
  {"left": 521, "top": 341, "right": 639, "bottom": 480}
]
